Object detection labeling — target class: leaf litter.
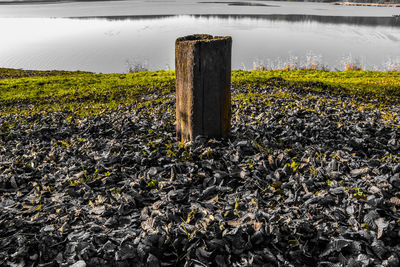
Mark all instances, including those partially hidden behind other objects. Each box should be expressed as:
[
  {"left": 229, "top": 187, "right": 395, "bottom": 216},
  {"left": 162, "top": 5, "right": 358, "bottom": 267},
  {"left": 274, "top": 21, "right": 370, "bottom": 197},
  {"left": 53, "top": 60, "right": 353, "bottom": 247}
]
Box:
[{"left": 0, "top": 82, "right": 399, "bottom": 266}]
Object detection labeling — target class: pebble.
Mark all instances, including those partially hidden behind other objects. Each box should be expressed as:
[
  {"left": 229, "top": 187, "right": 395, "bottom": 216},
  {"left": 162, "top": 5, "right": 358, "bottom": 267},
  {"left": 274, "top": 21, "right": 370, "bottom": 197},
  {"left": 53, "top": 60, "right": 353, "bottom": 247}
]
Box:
[{"left": 71, "top": 260, "right": 87, "bottom": 267}]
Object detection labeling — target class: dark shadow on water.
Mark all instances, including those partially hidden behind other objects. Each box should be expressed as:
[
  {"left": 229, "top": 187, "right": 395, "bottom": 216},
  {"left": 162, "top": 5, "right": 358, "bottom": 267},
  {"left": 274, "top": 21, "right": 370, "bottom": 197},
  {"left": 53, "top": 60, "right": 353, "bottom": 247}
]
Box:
[
  {"left": 70, "top": 15, "right": 177, "bottom": 20},
  {"left": 198, "top": 1, "right": 280, "bottom": 7},
  {"left": 71, "top": 14, "right": 400, "bottom": 27}
]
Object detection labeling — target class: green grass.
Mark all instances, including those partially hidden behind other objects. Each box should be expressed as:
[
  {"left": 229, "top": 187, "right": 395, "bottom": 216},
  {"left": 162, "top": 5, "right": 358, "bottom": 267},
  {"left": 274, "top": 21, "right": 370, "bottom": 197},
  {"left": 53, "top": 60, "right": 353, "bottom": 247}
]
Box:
[
  {"left": 0, "top": 69, "right": 398, "bottom": 117},
  {"left": 232, "top": 70, "right": 400, "bottom": 99},
  {"left": 0, "top": 67, "right": 89, "bottom": 79},
  {"left": 0, "top": 70, "right": 175, "bottom": 117}
]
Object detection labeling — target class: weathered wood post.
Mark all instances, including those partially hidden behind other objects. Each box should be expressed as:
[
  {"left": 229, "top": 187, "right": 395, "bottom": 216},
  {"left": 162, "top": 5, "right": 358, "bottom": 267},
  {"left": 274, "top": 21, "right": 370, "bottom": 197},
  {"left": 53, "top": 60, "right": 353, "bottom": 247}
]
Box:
[{"left": 175, "top": 34, "right": 232, "bottom": 142}]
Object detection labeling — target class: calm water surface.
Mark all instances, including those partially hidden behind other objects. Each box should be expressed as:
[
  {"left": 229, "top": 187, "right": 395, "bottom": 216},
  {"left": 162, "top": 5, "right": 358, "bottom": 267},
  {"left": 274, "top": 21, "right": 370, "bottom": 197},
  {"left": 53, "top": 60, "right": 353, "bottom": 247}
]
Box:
[{"left": 0, "top": 1, "right": 399, "bottom": 72}]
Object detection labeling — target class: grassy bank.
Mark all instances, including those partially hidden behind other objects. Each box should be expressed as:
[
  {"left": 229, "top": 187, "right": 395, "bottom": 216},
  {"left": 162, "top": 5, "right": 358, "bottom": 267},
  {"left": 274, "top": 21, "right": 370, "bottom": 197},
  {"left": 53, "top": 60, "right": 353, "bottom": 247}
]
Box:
[{"left": 0, "top": 68, "right": 399, "bottom": 118}]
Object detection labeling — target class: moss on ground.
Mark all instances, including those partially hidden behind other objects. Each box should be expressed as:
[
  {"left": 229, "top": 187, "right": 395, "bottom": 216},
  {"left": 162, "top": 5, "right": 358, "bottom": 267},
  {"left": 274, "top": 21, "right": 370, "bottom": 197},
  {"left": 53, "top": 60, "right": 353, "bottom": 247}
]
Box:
[
  {"left": 0, "top": 69, "right": 398, "bottom": 118},
  {"left": 232, "top": 70, "right": 400, "bottom": 99}
]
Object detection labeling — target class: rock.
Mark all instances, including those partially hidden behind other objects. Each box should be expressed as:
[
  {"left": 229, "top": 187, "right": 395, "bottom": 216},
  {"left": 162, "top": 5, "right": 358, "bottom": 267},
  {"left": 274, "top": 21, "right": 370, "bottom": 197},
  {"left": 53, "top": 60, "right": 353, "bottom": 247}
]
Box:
[
  {"left": 71, "top": 260, "right": 87, "bottom": 267},
  {"left": 148, "top": 167, "right": 158, "bottom": 176},
  {"left": 350, "top": 167, "right": 369, "bottom": 178},
  {"left": 147, "top": 253, "right": 160, "bottom": 267},
  {"left": 237, "top": 140, "right": 248, "bottom": 147},
  {"left": 394, "top": 164, "right": 400, "bottom": 174},
  {"left": 390, "top": 173, "right": 400, "bottom": 189}
]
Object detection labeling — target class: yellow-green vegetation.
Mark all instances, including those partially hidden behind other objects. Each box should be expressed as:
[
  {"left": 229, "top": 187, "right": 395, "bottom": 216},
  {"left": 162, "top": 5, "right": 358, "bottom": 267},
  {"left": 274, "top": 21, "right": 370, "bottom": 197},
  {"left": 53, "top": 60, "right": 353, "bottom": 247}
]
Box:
[
  {"left": 0, "top": 69, "right": 399, "bottom": 117},
  {"left": 232, "top": 70, "right": 400, "bottom": 100},
  {"left": 0, "top": 70, "right": 175, "bottom": 117},
  {"left": 0, "top": 67, "right": 88, "bottom": 79}
]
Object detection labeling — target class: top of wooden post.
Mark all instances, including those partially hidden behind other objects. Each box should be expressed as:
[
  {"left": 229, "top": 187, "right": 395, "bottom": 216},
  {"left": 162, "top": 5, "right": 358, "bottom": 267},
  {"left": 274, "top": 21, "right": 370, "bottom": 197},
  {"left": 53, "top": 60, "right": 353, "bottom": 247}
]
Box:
[{"left": 176, "top": 34, "right": 232, "bottom": 45}]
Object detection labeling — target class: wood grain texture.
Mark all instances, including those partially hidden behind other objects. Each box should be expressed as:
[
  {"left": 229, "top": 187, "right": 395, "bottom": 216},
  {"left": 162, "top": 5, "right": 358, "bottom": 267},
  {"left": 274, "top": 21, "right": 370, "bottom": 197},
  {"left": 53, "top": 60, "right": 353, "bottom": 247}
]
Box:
[{"left": 175, "top": 34, "right": 232, "bottom": 142}]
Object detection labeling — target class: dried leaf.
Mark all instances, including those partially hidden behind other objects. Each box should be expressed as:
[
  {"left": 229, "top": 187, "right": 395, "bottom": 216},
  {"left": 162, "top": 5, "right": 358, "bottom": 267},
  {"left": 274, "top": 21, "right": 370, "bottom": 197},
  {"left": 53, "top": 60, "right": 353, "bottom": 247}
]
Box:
[
  {"left": 253, "top": 221, "right": 262, "bottom": 231},
  {"left": 90, "top": 205, "right": 105, "bottom": 215},
  {"left": 375, "top": 217, "right": 388, "bottom": 239},
  {"left": 390, "top": 197, "right": 400, "bottom": 206},
  {"left": 350, "top": 167, "right": 369, "bottom": 177}
]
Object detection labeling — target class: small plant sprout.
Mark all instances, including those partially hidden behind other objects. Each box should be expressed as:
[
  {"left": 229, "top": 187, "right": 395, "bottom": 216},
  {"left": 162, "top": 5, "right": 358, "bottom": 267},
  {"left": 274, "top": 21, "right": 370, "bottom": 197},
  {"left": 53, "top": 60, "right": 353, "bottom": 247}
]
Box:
[
  {"left": 234, "top": 199, "right": 240, "bottom": 210},
  {"left": 234, "top": 198, "right": 241, "bottom": 217},
  {"left": 200, "top": 148, "right": 213, "bottom": 160},
  {"left": 81, "top": 163, "right": 89, "bottom": 180},
  {"left": 351, "top": 187, "right": 366, "bottom": 200},
  {"left": 182, "top": 151, "right": 191, "bottom": 161},
  {"left": 361, "top": 223, "right": 370, "bottom": 231},
  {"left": 285, "top": 161, "right": 300, "bottom": 172},
  {"left": 68, "top": 175, "right": 79, "bottom": 186},
  {"left": 61, "top": 140, "right": 70, "bottom": 147},
  {"left": 167, "top": 149, "right": 177, "bottom": 158},
  {"left": 178, "top": 141, "right": 184, "bottom": 150},
  {"left": 47, "top": 186, "right": 56, "bottom": 193},
  {"left": 309, "top": 166, "right": 318, "bottom": 176},
  {"left": 180, "top": 218, "right": 196, "bottom": 240},
  {"left": 253, "top": 140, "right": 265, "bottom": 152},
  {"left": 288, "top": 237, "right": 300, "bottom": 247},
  {"left": 186, "top": 209, "right": 198, "bottom": 223},
  {"left": 147, "top": 179, "right": 158, "bottom": 189}
]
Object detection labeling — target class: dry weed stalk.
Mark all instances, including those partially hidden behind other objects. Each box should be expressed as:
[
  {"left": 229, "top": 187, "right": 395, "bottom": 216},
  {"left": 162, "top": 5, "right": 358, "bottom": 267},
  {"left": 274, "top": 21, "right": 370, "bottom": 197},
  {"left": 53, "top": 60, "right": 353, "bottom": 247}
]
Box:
[{"left": 345, "top": 62, "right": 362, "bottom": 71}]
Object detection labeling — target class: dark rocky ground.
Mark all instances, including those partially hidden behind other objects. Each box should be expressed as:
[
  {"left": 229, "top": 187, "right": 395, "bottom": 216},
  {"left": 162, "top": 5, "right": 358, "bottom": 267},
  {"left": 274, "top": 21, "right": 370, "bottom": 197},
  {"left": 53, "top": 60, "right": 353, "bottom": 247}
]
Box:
[{"left": 0, "top": 84, "right": 399, "bottom": 266}]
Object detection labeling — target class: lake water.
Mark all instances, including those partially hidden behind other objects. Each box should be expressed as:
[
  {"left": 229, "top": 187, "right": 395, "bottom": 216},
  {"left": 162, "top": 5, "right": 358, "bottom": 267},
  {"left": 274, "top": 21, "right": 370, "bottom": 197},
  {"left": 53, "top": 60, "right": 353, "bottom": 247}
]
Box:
[{"left": 0, "top": 0, "right": 399, "bottom": 72}]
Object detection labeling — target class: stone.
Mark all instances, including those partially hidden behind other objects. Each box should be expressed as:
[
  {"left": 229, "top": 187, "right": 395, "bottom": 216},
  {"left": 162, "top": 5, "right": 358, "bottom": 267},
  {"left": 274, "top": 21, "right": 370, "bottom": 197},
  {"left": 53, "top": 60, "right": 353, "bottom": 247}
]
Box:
[{"left": 71, "top": 260, "right": 87, "bottom": 267}]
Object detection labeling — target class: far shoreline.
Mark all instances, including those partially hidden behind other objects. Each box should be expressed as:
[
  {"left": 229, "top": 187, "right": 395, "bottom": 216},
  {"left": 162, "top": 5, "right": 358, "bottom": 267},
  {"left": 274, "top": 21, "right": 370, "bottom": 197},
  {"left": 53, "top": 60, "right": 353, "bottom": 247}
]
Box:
[
  {"left": 331, "top": 2, "right": 400, "bottom": 7},
  {"left": 0, "top": 0, "right": 118, "bottom": 5},
  {"left": 1, "top": 0, "right": 400, "bottom": 7}
]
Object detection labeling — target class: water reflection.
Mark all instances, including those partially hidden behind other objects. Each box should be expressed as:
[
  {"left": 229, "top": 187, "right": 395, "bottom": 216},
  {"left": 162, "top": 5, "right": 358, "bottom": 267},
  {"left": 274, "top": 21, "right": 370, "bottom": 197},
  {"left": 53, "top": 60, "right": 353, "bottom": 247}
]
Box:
[
  {"left": 0, "top": 0, "right": 399, "bottom": 18},
  {"left": 0, "top": 15, "right": 399, "bottom": 73},
  {"left": 81, "top": 14, "right": 400, "bottom": 27}
]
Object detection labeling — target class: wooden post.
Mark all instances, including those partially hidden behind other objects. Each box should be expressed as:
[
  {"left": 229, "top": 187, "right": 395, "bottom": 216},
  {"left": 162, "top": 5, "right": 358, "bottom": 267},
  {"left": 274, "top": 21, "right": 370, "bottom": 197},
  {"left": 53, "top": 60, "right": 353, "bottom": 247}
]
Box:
[{"left": 175, "top": 34, "right": 232, "bottom": 142}]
